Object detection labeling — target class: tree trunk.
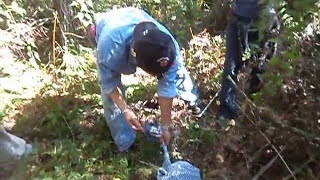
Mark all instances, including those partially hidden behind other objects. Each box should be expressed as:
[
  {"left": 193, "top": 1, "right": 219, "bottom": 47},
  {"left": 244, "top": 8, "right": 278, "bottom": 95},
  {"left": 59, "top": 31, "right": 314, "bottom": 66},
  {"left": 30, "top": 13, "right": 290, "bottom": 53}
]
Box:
[{"left": 53, "top": 0, "right": 74, "bottom": 49}]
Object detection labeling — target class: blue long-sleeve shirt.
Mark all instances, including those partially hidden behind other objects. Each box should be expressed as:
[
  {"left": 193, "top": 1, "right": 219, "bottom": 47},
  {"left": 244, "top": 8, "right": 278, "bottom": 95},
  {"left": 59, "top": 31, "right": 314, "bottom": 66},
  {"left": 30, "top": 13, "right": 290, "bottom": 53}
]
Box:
[{"left": 95, "top": 7, "right": 181, "bottom": 98}]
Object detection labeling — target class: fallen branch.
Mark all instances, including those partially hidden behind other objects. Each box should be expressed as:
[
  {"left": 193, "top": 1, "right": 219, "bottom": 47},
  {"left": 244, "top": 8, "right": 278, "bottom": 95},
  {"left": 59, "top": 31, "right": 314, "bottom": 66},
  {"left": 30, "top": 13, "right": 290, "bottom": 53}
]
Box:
[
  {"left": 138, "top": 160, "right": 159, "bottom": 169},
  {"left": 227, "top": 76, "right": 257, "bottom": 109},
  {"left": 249, "top": 143, "right": 269, "bottom": 163},
  {"left": 64, "top": 32, "right": 85, "bottom": 39},
  {"left": 227, "top": 75, "right": 297, "bottom": 180},
  {"left": 63, "top": 117, "right": 75, "bottom": 142},
  {"left": 260, "top": 107, "right": 320, "bottom": 145},
  {"left": 282, "top": 158, "right": 314, "bottom": 180},
  {"left": 251, "top": 148, "right": 284, "bottom": 180},
  {"left": 237, "top": 103, "right": 297, "bottom": 180},
  {"left": 193, "top": 90, "right": 219, "bottom": 118},
  {"left": 227, "top": 75, "right": 319, "bottom": 145}
]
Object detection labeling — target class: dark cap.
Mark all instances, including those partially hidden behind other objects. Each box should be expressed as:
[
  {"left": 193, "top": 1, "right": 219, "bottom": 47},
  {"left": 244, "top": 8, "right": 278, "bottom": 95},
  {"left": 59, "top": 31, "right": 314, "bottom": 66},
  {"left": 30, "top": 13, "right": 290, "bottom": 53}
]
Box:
[{"left": 132, "top": 22, "right": 175, "bottom": 78}]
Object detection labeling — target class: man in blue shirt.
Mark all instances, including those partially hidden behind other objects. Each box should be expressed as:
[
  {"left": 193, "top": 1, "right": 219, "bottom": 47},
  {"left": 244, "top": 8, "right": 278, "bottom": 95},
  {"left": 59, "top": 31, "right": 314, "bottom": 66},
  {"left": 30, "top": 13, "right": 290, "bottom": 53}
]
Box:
[{"left": 91, "top": 7, "right": 199, "bottom": 151}]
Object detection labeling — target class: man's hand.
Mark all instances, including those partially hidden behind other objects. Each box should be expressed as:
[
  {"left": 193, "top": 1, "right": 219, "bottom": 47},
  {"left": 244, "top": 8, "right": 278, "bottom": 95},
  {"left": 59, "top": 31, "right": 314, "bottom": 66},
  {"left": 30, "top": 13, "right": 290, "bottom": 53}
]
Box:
[
  {"left": 160, "top": 129, "right": 171, "bottom": 145},
  {"left": 108, "top": 86, "right": 143, "bottom": 131},
  {"left": 123, "top": 109, "right": 143, "bottom": 131}
]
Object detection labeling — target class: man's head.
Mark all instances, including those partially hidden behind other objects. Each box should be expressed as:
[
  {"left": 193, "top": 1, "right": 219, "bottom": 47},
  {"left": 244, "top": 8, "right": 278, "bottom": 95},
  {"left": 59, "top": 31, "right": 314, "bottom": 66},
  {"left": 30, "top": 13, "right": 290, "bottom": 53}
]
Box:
[{"left": 132, "top": 22, "right": 175, "bottom": 78}]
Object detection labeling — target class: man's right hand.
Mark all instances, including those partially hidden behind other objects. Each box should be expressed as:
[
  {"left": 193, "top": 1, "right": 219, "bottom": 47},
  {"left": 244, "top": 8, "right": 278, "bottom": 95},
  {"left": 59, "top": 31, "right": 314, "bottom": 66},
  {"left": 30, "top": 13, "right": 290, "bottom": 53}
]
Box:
[
  {"left": 160, "top": 129, "right": 171, "bottom": 145},
  {"left": 123, "top": 109, "right": 144, "bottom": 131}
]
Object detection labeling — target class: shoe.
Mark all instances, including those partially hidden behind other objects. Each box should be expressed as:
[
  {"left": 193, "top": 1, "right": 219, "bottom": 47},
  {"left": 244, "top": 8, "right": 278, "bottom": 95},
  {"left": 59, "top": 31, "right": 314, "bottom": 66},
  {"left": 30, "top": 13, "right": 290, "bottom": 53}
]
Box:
[
  {"left": 216, "top": 115, "right": 236, "bottom": 131},
  {"left": 187, "top": 104, "right": 203, "bottom": 118},
  {"left": 191, "top": 105, "right": 202, "bottom": 116}
]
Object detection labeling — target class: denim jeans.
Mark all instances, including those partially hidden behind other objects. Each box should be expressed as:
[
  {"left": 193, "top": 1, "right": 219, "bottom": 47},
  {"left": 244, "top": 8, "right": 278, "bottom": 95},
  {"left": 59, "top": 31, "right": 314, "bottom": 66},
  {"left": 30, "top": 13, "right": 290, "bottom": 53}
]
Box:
[
  {"left": 101, "top": 65, "right": 199, "bottom": 151},
  {"left": 219, "top": 10, "right": 279, "bottom": 119}
]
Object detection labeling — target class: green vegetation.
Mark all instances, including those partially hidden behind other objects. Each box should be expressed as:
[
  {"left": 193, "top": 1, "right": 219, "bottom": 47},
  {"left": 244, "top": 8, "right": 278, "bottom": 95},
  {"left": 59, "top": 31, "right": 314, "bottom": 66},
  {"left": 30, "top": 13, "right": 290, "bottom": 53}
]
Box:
[{"left": 1, "top": 0, "right": 320, "bottom": 180}]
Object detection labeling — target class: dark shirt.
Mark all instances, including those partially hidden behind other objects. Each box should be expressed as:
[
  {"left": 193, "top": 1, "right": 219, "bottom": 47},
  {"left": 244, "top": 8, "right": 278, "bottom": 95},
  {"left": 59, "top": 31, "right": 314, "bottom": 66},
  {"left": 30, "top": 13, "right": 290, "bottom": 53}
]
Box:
[{"left": 232, "top": 0, "right": 260, "bottom": 18}]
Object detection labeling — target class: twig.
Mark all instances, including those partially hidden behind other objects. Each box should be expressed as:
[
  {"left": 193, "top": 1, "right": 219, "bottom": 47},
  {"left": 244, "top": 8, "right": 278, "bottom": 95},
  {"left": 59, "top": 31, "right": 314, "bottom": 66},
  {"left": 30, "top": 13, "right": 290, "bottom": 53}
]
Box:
[
  {"left": 237, "top": 103, "right": 297, "bottom": 180},
  {"left": 64, "top": 32, "right": 85, "bottom": 39},
  {"left": 189, "top": 26, "right": 194, "bottom": 38},
  {"left": 227, "top": 75, "right": 257, "bottom": 108},
  {"left": 52, "top": 11, "right": 58, "bottom": 66},
  {"left": 251, "top": 149, "right": 284, "bottom": 180},
  {"left": 226, "top": 76, "right": 297, "bottom": 179},
  {"left": 140, "top": 82, "right": 151, "bottom": 93},
  {"left": 249, "top": 143, "right": 268, "bottom": 163},
  {"left": 193, "top": 91, "right": 219, "bottom": 118},
  {"left": 30, "top": 17, "right": 53, "bottom": 27},
  {"left": 261, "top": 107, "right": 319, "bottom": 144},
  {"left": 63, "top": 117, "right": 75, "bottom": 142},
  {"left": 228, "top": 75, "right": 319, "bottom": 144},
  {"left": 282, "top": 158, "right": 314, "bottom": 180},
  {"left": 186, "top": 139, "right": 201, "bottom": 143},
  {"left": 138, "top": 160, "right": 159, "bottom": 169}
]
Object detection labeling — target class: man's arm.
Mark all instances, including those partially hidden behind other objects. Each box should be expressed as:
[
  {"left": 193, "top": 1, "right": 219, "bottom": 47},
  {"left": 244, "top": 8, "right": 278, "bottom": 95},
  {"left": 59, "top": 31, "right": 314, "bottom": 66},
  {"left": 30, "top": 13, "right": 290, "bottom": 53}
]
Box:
[
  {"left": 108, "top": 86, "right": 143, "bottom": 131},
  {"left": 158, "top": 96, "right": 173, "bottom": 145},
  {"left": 108, "top": 86, "right": 128, "bottom": 112}
]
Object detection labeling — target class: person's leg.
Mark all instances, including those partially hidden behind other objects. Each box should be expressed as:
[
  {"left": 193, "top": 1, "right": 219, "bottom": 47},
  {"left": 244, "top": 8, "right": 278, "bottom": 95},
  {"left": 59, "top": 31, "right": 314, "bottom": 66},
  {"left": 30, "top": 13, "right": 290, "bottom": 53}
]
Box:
[
  {"left": 174, "top": 65, "right": 200, "bottom": 108},
  {"left": 218, "top": 16, "right": 242, "bottom": 119},
  {"left": 101, "top": 84, "right": 135, "bottom": 152},
  {"left": 0, "top": 126, "right": 32, "bottom": 162}
]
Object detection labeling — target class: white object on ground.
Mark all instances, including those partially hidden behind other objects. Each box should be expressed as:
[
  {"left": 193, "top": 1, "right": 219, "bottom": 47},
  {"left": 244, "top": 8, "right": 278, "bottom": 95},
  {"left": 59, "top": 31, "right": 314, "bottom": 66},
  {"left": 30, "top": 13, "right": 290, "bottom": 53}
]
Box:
[{"left": 0, "top": 126, "right": 32, "bottom": 164}]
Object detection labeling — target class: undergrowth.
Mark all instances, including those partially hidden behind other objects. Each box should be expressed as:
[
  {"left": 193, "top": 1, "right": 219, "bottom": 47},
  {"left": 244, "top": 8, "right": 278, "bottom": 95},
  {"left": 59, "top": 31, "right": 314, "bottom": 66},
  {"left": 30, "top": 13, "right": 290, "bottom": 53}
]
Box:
[{"left": 1, "top": 0, "right": 320, "bottom": 180}]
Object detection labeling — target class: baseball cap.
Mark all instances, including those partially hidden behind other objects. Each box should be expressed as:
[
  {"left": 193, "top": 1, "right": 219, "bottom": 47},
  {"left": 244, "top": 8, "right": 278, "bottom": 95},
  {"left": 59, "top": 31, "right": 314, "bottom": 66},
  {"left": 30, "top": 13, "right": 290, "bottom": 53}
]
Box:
[{"left": 132, "top": 22, "right": 175, "bottom": 78}]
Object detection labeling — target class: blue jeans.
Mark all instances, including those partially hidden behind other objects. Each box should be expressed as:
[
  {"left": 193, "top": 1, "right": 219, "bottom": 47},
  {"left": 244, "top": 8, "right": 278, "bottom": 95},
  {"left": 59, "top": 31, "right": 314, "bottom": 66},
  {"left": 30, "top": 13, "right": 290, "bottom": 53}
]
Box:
[
  {"left": 101, "top": 66, "right": 199, "bottom": 151},
  {"left": 219, "top": 10, "right": 279, "bottom": 119}
]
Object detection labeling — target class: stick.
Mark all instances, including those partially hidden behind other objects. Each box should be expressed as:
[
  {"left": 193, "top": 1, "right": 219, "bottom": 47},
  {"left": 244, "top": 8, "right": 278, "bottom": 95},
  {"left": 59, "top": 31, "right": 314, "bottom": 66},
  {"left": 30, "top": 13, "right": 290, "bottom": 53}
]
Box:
[
  {"left": 237, "top": 103, "right": 297, "bottom": 180},
  {"left": 261, "top": 107, "right": 319, "bottom": 144},
  {"left": 52, "top": 11, "right": 58, "bottom": 66},
  {"left": 193, "top": 91, "right": 219, "bottom": 118},
  {"left": 229, "top": 74, "right": 319, "bottom": 144},
  {"left": 227, "top": 75, "right": 257, "bottom": 108},
  {"left": 249, "top": 143, "right": 268, "bottom": 163},
  {"left": 63, "top": 32, "right": 85, "bottom": 39},
  {"left": 138, "top": 160, "right": 159, "bottom": 169},
  {"left": 226, "top": 76, "right": 297, "bottom": 179},
  {"left": 282, "top": 158, "right": 314, "bottom": 180},
  {"left": 227, "top": 75, "right": 317, "bottom": 142},
  {"left": 63, "top": 117, "right": 75, "bottom": 142},
  {"left": 251, "top": 149, "right": 283, "bottom": 180}
]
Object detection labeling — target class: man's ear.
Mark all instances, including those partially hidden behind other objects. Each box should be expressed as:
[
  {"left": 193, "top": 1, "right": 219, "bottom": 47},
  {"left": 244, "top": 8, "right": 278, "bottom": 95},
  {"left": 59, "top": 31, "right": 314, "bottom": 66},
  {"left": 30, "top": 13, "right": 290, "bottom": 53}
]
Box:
[
  {"left": 159, "top": 60, "right": 168, "bottom": 67},
  {"left": 131, "top": 46, "right": 136, "bottom": 58},
  {"left": 157, "top": 57, "right": 169, "bottom": 68}
]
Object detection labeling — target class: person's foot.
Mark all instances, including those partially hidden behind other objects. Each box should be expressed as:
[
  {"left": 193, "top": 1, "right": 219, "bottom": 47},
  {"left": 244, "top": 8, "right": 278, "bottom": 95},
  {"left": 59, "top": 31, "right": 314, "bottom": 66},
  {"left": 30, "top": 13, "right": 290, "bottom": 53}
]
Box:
[
  {"left": 188, "top": 103, "right": 205, "bottom": 118},
  {"left": 191, "top": 105, "right": 202, "bottom": 116},
  {"left": 216, "top": 115, "right": 236, "bottom": 131}
]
